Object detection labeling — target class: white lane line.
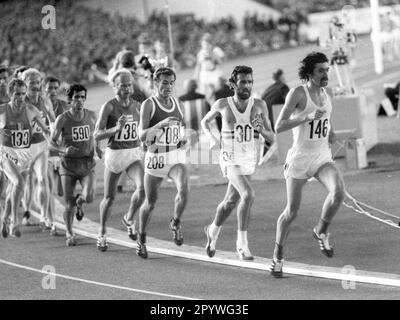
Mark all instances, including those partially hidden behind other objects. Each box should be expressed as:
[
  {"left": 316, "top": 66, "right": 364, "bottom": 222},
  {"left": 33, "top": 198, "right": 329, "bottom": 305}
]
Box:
[{"left": 0, "top": 258, "right": 200, "bottom": 300}]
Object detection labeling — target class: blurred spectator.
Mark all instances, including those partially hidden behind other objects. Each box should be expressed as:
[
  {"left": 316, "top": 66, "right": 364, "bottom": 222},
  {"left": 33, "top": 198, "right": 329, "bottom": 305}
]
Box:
[
  {"left": 0, "top": 66, "right": 10, "bottom": 103},
  {"left": 44, "top": 76, "right": 69, "bottom": 118},
  {"left": 378, "top": 82, "right": 400, "bottom": 116},
  {"left": 179, "top": 79, "right": 210, "bottom": 134},
  {"left": 261, "top": 68, "right": 290, "bottom": 129},
  {"left": 213, "top": 77, "right": 234, "bottom": 101},
  {"left": 194, "top": 33, "right": 225, "bottom": 94}
]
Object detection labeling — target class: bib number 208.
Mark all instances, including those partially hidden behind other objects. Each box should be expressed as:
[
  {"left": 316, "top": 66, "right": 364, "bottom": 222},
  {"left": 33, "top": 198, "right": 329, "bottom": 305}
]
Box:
[{"left": 146, "top": 155, "right": 165, "bottom": 169}]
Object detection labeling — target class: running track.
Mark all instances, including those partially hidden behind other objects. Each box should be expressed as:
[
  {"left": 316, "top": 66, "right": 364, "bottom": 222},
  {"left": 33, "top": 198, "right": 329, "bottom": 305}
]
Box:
[{"left": 1, "top": 35, "right": 400, "bottom": 302}]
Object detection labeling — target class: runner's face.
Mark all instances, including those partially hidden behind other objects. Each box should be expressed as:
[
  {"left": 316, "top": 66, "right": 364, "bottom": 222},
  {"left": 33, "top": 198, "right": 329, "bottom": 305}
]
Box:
[
  {"left": 11, "top": 86, "right": 27, "bottom": 111},
  {"left": 45, "top": 81, "right": 59, "bottom": 100},
  {"left": 71, "top": 90, "right": 86, "bottom": 111},
  {"left": 233, "top": 73, "right": 253, "bottom": 100},
  {"left": 0, "top": 71, "right": 8, "bottom": 91},
  {"left": 310, "top": 62, "right": 329, "bottom": 87},
  {"left": 114, "top": 74, "right": 133, "bottom": 100},
  {"left": 26, "top": 74, "right": 42, "bottom": 97},
  {"left": 155, "top": 74, "right": 175, "bottom": 99}
]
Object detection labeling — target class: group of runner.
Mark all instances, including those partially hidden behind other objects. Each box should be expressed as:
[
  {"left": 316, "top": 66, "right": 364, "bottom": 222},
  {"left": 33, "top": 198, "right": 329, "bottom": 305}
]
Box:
[{"left": 0, "top": 51, "right": 345, "bottom": 277}]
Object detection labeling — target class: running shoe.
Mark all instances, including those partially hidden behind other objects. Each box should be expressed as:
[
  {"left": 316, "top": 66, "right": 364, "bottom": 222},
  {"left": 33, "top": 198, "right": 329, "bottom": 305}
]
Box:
[
  {"left": 313, "top": 227, "right": 334, "bottom": 258},
  {"left": 236, "top": 245, "right": 254, "bottom": 261},
  {"left": 75, "top": 194, "right": 84, "bottom": 221},
  {"left": 270, "top": 258, "right": 284, "bottom": 278},
  {"left": 21, "top": 211, "right": 31, "bottom": 226},
  {"left": 66, "top": 235, "right": 77, "bottom": 247},
  {"left": 9, "top": 222, "right": 21, "bottom": 238},
  {"left": 1, "top": 219, "right": 9, "bottom": 238},
  {"left": 97, "top": 235, "right": 108, "bottom": 252},
  {"left": 204, "top": 225, "right": 216, "bottom": 258},
  {"left": 49, "top": 224, "right": 57, "bottom": 236},
  {"left": 136, "top": 233, "right": 148, "bottom": 259},
  {"left": 40, "top": 217, "right": 52, "bottom": 231},
  {"left": 169, "top": 218, "right": 183, "bottom": 246},
  {"left": 122, "top": 215, "right": 137, "bottom": 241}
]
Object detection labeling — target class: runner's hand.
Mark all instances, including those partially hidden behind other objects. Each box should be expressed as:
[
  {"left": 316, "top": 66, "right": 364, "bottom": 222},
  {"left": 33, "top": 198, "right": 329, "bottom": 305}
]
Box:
[
  {"left": 158, "top": 116, "right": 180, "bottom": 129},
  {"left": 307, "top": 109, "right": 326, "bottom": 121},
  {"left": 116, "top": 115, "right": 127, "bottom": 131},
  {"left": 209, "top": 135, "right": 220, "bottom": 150},
  {"left": 65, "top": 146, "right": 79, "bottom": 156}
]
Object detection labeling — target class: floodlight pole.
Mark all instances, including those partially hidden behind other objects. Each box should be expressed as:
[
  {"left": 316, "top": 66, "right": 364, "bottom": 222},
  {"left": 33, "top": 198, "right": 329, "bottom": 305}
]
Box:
[
  {"left": 370, "top": 0, "right": 384, "bottom": 74},
  {"left": 165, "top": 0, "right": 175, "bottom": 69}
]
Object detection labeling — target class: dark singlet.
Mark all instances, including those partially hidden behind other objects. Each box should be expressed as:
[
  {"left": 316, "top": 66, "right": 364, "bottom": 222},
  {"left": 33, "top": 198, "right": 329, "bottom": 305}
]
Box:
[
  {"left": 0, "top": 103, "right": 32, "bottom": 149},
  {"left": 148, "top": 96, "right": 184, "bottom": 154},
  {"left": 52, "top": 99, "right": 69, "bottom": 118},
  {"left": 106, "top": 98, "right": 140, "bottom": 150},
  {"left": 61, "top": 109, "right": 96, "bottom": 158}
]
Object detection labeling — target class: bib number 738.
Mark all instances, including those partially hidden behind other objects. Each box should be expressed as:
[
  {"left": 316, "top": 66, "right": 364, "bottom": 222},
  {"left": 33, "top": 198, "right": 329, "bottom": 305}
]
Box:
[{"left": 309, "top": 119, "right": 328, "bottom": 139}]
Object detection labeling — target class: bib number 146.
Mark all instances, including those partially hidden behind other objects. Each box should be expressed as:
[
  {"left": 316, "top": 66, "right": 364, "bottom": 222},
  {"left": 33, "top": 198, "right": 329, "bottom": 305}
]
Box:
[{"left": 309, "top": 119, "right": 328, "bottom": 139}]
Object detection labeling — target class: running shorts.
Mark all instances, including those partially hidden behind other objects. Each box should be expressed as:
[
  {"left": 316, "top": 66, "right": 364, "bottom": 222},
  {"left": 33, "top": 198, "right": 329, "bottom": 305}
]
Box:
[
  {"left": 144, "top": 149, "right": 187, "bottom": 178},
  {"left": 284, "top": 148, "right": 333, "bottom": 180},
  {"left": 104, "top": 147, "right": 143, "bottom": 174}
]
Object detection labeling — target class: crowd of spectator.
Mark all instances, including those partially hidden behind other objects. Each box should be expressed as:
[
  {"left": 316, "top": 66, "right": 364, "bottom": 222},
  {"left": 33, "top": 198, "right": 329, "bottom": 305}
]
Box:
[
  {"left": 0, "top": 0, "right": 312, "bottom": 84},
  {"left": 1, "top": 0, "right": 398, "bottom": 85}
]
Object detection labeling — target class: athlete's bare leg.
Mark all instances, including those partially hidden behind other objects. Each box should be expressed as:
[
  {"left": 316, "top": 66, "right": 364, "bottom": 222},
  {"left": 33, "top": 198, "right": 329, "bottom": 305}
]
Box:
[
  {"left": 138, "top": 173, "right": 163, "bottom": 234},
  {"left": 99, "top": 169, "right": 121, "bottom": 237},
  {"left": 227, "top": 173, "right": 254, "bottom": 232},
  {"left": 125, "top": 160, "right": 145, "bottom": 223},
  {"left": 212, "top": 182, "right": 240, "bottom": 227},
  {"left": 1, "top": 159, "right": 25, "bottom": 237},
  {"left": 314, "top": 163, "right": 345, "bottom": 235},
  {"left": 78, "top": 171, "right": 95, "bottom": 206},
  {"left": 273, "top": 177, "right": 308, "bottom": 261},
  {"left": 61, "top": 174, "right": 78, "bottom": 239},
  {"left": 167, "top": 164, "right": 189, "bottom": 223}
]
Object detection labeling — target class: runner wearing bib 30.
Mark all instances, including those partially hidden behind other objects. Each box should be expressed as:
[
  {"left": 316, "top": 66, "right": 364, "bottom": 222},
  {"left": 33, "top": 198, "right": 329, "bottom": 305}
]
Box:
[
  {"left": 94, "top": 69, "right": 145, "bottom": 252},
  {"left": 201, "top": 65, "right": 274, "bottom": 260},
  {"left": 270, "top": 52, "right": 345, "bottom": 278},
  {"left": 0, "top": 79, "right": 49, "bottom": 238},
  {"left": 51, "top": 84, "right": 102, "bottom": 247},
  {"left": 136, "top": 67, "right": 189, "bottom": 258}
]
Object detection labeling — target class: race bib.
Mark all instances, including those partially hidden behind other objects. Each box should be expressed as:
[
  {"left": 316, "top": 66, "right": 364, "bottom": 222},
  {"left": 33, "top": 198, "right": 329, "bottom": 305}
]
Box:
[
  {"left": 146, "top": 153, "right": 165, "bottom": 170},
  {"left": 72, "top": 125, "right": 90, "bottom": 142},
  {"left": 156, "top": 124, "right": 183, "bottom": 147},
  {"left": 115, "top": 121, "right": 138, "bottom": 142},
  {"left": 10, "top": 129, "right": 30, "bottom": 148},
  {"left": 308, "top": 118, "right": 329, "bottom": 141},
  {"left": 234, "top": 123, "right": 254, "bottom": 144}
]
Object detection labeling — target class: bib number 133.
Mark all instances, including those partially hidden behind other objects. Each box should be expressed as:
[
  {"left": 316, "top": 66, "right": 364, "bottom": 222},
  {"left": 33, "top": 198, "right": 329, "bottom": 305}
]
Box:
[{"left": 309, "top": 119, "right": 328, "bottom": 139}]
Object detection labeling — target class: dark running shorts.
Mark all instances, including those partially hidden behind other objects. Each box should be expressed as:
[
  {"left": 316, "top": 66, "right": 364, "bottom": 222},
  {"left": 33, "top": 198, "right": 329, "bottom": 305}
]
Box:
[{"left": 59, "top": 157, "right": 96, "bottom": 178}]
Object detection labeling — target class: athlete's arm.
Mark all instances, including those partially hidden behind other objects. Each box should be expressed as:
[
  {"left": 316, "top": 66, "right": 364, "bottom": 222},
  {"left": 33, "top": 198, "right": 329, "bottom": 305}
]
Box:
[
  {"left": 201, "top": 100, "right": 222, "bottom": 149},
  {"left": 27, "top": 104, "right": 51, "bottom": 137},
  {"left": 90, "top": 111, "right": 103, "bottom": 159},
  {"left": 328, "top": 120, "right": 336, "bottom": 144},
  {"left": 138, "top": 99, "right": 179, "bottom": 144},
  {"left": 49, "top": 114, "right": 67, "bottom": 155},
  {"left": 252, "top": 100, "right": 275, "bottom": 144},
  {"left": 43, "top": 96, "right": 56, "bottom": 123},
  {"left": 275, "top": 87, "right": 324, "bottom": 133},
  {"left": 94, "top": 101, "right": 124, "bottom": 141}
]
